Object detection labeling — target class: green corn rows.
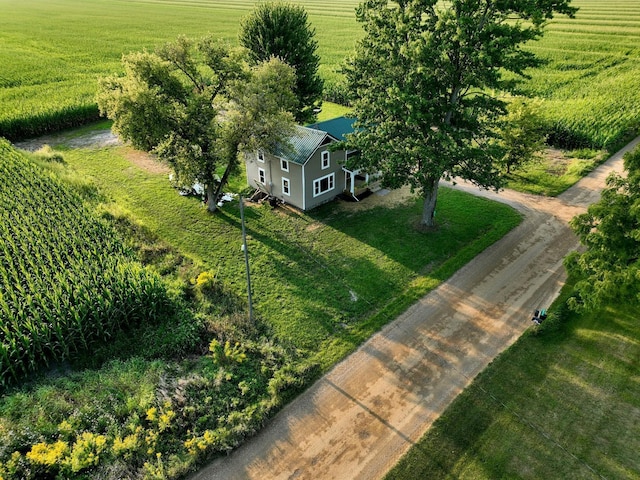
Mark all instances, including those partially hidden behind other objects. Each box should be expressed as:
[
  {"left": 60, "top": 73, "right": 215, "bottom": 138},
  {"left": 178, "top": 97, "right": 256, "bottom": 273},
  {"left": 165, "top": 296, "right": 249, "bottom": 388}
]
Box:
[
  {"left": 2, "top": 0, "right": 640, "bottom": 146},
  {"left": 517, "top": 3, "right": 640, "bottom": 151},
  {"left": 0, "top": 140, "right": 173, "bottom": 388}
]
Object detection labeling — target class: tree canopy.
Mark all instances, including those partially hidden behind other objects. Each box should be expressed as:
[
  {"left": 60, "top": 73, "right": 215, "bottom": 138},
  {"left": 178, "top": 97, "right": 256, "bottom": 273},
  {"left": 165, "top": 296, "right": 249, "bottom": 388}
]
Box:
[
  {"left": 239, "top": 2, "right": 323, "bottom": 124},
  {"left": 97, "top": 36, "right": 296, "bottom": 212},
  {"left": 565, "top": 145, "right": 640, "bottom": 310},
  {"left": 344, "top": 0, "right": 576, "bottom": 227}
]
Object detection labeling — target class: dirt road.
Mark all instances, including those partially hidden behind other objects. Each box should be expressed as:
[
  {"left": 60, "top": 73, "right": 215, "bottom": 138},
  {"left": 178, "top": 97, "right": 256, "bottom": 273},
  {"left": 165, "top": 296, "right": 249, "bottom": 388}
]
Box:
[
  {"left": 16, "top": 128, "right": 636, "bottom": 479},
  {"left": 189, "top": 136, "right": 639, "bottom": 480}
]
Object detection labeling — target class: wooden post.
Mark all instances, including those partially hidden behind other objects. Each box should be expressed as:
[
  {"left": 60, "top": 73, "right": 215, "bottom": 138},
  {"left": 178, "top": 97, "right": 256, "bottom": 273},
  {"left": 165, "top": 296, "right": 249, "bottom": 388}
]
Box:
[{"left": 239, "top": 196, "right": 253, "bottom": 322}]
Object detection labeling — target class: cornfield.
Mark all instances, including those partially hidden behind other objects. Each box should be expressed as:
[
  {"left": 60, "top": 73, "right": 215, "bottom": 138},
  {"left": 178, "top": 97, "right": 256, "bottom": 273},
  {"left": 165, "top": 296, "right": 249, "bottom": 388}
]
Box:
[
  {"left": 0, "top": 0, "right": 638, "bottom": 147},
  {"left": 0, "top": 140, "right": 174, "bottom": 387},
  {"left": 519, "top": 0, "right": 640, "bottom": 150}
]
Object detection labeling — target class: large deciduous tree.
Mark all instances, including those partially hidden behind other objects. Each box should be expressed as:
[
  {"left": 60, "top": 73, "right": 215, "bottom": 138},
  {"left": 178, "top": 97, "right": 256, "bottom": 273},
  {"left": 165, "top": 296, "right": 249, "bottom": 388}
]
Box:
[
  {"left": 239, "top": 2, "right": 323, "bottom": 124},
  {"left": 97, "top": 36, "right": 296, "bottom": 212},
  {"left": 344, "top": 0, "right": 576, "bottom": 227},
  {"left": 565, "top": 146, "right": 640, "bottom": 310}
]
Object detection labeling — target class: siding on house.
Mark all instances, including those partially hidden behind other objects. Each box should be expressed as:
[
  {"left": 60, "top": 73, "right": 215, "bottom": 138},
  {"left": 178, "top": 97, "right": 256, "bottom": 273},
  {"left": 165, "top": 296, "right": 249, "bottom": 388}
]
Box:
[
  {"left": 245, "top": 117, "right": 356, "bottom": 211},
  {"left": 302, "top": 145, "right": 344, "bottom": 210},
  {"left": 246, "top": 150, "right": 305, "bottom": 208}
]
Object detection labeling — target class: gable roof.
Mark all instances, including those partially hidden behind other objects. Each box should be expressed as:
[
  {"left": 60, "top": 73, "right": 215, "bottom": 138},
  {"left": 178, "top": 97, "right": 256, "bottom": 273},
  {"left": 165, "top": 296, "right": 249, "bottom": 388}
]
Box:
[
  {"left": 310, "top": 116, "right": 356, "bottom": 142},
  {"left": 270, "top": 116, "right": 356, "bottom": 165},
  {"left": 273, "top": 125, "right": 327, "bottom": 165}
]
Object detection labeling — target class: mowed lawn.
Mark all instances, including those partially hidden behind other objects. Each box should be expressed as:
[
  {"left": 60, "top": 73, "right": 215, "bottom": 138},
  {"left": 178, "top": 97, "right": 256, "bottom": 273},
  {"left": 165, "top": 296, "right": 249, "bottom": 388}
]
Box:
[
  {"left": 386, "top": 287, "right": 640, "bottom": 480},
  {"left": 55, "top": 132, "right": 521, "bottom": 369}
]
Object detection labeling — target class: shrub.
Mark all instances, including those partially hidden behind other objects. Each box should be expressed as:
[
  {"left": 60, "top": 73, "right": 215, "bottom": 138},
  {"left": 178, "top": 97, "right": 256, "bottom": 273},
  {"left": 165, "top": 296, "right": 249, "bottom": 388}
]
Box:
[
  {"left": 32, "top": 144, "right": 66, "bottom": 163},
  {"left": 322, "top": 78, "right": 352, "bottom": 106},
  {"left": 194, "top": 271, "right": 216, "bottom": 291},
  {"left": 532, "top": 298, "right": 575, "bottom": 335},
  {"left": 26, "top": 440, "right": 69, "bottom": 468},
  {"left": 209, "top": 339, "right": 247, "bottom": 366}
]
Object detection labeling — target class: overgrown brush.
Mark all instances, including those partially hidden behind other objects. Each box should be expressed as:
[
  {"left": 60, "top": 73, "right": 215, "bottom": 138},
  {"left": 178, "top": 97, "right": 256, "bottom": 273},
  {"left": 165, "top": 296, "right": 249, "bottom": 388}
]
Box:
[{"left": 0, "top": 339, "right": 319, "bottom": 479}]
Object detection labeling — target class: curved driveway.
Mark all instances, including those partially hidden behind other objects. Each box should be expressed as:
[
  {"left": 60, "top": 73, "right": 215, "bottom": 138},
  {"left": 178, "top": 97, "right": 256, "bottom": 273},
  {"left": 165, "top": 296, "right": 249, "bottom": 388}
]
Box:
[{"left": 190, "top": 137, "right": 640, "bottom": 480}]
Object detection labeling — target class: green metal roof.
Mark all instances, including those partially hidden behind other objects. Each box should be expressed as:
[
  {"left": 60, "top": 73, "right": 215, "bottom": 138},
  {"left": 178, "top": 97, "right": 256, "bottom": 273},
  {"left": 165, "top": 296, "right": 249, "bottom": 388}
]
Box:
[
  {"left": 272, "top": 116, "right": 355, "bottom": 165},
  {"left": 273, "top": 126, "right": 327, "bottom": 165},
  {"left": 310, "top": 116, "right": 356, "bottom": 142}
]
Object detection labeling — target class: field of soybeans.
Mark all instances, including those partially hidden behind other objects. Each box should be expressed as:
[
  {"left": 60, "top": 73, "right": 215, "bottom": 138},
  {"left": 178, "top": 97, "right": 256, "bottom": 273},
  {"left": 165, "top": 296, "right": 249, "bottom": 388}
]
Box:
[{"left": 0, "top": 0, "right": 639, "bottom": 149}]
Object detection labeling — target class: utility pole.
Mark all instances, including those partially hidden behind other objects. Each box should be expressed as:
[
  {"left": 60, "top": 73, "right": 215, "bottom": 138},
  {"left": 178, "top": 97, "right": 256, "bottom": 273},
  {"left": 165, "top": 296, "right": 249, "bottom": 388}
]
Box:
[{"left": 239, "top": 196, "right": 253, "bottom": 322}]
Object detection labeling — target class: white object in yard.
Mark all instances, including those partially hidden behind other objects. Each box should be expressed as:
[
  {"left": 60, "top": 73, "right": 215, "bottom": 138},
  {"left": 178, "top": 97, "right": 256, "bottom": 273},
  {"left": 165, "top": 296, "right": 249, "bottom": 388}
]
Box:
[
  {"left": 169, "top": 173, "right": 206, "bottom": 196},
  {"left": 192, "top": 182, "right": 205, "bottom": 196},
  {"left": 217, "top": 192, "right": 237, "bottom": 207}
]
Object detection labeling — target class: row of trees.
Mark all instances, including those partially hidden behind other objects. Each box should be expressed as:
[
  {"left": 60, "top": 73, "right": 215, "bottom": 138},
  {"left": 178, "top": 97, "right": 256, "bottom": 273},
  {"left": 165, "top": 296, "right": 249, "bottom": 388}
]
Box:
[
  {"left": 98, "top": 3, "right": 323, "bottom": 212},
  {"left": 99, "top": 1, "right": 577, "bottom": 223}
]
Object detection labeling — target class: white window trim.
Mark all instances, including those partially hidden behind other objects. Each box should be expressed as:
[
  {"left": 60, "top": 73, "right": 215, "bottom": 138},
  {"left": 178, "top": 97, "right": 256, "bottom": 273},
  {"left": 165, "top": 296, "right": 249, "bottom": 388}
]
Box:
[
  {"left": 258, "top": 167, "right": 266, "bottom": 185},
  {"left": 313, "top": 173, "right": 335, "bottom": 197},
  {"left": 282, "top": 177, "right": 291, "bottom": 196},
  {"left": 281, "top": 158, "right": 289, "bottom": 172},
  {"left": 257, "top": 150, "right": 265, "bottom": 163},
  {"left": 321, "top": 150, "right": 330, "bottom": 169}
]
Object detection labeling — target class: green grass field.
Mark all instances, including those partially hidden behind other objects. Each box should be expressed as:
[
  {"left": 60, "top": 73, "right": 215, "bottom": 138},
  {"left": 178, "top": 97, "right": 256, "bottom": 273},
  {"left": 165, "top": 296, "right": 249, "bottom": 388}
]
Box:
[
  {"left": 0, "top": 0, "right": 360, "bottom": 139},
  {"left": 385, "top": 285, "right": 640, "bottom": 479},
  {"left": 56, "top": 139, "right": 520, "bottom": 368},
  {"left": 1, "top": 0, "right": 640, "bottom": 149},
  {"left": 0, "top": 135, "right": 521, "bottom": 477}
]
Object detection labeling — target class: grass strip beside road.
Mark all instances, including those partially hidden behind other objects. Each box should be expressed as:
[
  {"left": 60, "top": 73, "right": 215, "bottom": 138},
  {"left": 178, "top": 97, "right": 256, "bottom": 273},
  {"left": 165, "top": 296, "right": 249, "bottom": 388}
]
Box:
[
  {"left": 385, "top": 283, "right": 640, "bottom": 480},
  {"left": 504, "top": 147, "right": 608, "bottom": 197}
]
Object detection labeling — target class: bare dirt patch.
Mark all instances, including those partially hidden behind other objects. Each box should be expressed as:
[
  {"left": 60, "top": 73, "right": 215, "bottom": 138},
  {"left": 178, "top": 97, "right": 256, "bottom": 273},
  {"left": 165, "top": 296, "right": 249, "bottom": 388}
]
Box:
[
  {"left": 123, "top": 147, "right": 170, "bottom": 175},
  {"left": 543, "top": 147, "right": 573, "bottom": 176},
  {"left": 337, "top": 186, "right": 416, "bottom": 212}
]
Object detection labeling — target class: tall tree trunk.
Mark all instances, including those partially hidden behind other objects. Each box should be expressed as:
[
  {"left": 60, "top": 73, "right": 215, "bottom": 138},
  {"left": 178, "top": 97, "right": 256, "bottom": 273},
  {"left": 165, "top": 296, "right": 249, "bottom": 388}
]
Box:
[
  {"left": 205, "top": 182, "right": 218, "bottom": 213},
  {"left": 210, "top": 140, "right": 241, "bottom": 212},
  {"left": 421, "top": 177, "right": 439, "bottom": 227}
]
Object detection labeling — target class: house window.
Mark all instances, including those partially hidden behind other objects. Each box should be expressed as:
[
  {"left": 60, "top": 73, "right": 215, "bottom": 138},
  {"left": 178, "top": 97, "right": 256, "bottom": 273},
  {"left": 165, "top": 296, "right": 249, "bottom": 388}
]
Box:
[
  {"left": 321, "top": 151, "right": 330, "bottom": 169},
  {"left": 258, "top": 168, "right": 266, "bottom": 185},
  {"left": 281, "top": 159, "right": 289, "bottom": 172},
  {"left": 313, "top": 173, "right": 335, "bottom": 197},
  {"left": 257, "top": 151, "right": 265, "bottom": 163},
  {"left": 282, "top": 177, "right": 290, "bottom": 196}
]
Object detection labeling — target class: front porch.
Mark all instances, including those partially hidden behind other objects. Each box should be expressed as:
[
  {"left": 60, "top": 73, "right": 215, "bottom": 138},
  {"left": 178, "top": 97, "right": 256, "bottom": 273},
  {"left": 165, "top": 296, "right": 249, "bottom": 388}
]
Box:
[{"left": 343, "top": 167, "right": 380, "bottom": 201}]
